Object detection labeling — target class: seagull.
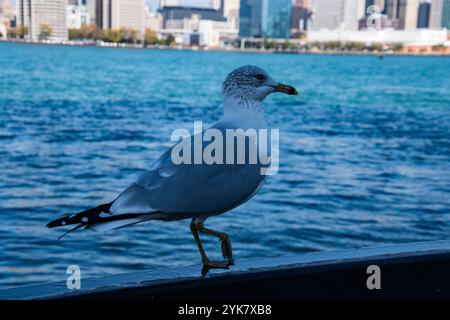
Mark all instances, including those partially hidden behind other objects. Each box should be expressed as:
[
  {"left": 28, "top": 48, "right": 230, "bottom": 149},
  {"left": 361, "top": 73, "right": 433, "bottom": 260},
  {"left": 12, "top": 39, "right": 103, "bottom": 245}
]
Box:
[{"left": 47, "top": 65, "right": 298, "bottom": 271}]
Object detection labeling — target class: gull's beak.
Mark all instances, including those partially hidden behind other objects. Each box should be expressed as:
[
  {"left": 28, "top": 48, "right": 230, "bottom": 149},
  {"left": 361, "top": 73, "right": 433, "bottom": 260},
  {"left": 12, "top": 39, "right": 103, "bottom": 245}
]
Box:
[{"left": 272, "top": 83, "right": 299, "bottom": 95}]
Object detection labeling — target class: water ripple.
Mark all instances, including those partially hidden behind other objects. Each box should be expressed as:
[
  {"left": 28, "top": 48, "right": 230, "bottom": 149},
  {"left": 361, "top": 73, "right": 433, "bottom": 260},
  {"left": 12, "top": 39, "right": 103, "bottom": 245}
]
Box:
[{"left": 0, "top": 43, "right": 449, "bottom": 289}]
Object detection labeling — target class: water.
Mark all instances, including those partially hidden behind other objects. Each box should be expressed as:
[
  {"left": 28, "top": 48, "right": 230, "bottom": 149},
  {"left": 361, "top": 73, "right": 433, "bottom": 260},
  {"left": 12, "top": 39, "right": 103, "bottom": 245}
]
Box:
[{"left": 1, "top": 42, "right": 449, "bottom": 290}]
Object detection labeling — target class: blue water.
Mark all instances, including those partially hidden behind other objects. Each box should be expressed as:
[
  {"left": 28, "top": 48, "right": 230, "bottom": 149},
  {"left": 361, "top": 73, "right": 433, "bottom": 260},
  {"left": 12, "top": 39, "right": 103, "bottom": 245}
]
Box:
[{"left": 1, "top": 42, "right": 450, "bottom": 289}]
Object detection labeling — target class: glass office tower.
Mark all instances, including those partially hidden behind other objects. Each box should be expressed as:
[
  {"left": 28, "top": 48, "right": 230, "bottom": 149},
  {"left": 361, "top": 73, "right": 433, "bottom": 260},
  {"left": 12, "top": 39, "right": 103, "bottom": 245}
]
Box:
[
  {"left": 239, "top": 0, "right": 292, "bottom": 39},
  {"left": 261, "top": 0, "right": 292, "bottom": 39}
]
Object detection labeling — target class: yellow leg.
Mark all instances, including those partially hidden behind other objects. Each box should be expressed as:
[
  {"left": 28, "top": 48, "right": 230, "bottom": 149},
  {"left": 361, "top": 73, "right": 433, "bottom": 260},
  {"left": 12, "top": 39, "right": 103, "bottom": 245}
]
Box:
[
  {"left": 197, "top": 224, "right": 233, "bottom": 262},
  {"left": 189, "top": 220, "right": 208, "bottom": 263},
  {"left": 189, "top": 219, "right": 233, "bottom": 270}
]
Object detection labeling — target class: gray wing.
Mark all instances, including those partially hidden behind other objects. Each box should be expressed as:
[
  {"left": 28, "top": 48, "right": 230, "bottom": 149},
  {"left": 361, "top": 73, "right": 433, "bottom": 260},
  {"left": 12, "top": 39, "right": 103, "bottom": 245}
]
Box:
[{"left": 110, "top": 124, "right": 267, "bottom": 217}]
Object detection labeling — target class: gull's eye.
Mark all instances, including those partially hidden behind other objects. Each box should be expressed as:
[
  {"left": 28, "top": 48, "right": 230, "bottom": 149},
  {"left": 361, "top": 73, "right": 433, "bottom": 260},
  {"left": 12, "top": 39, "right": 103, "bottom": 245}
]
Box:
[{"left": 255, "top": 74, "right": 265, "bottom": 81}]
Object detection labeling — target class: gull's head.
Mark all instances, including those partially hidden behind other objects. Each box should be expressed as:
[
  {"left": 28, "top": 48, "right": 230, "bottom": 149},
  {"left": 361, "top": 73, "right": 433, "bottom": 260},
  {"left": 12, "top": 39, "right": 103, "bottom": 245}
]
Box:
[{"left": 222, "top": 65, "right": 298, "bottom": 102}]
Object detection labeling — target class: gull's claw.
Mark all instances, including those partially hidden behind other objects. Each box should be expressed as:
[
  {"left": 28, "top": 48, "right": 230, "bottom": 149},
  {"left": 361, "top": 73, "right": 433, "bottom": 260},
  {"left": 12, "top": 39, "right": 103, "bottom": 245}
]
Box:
[
  {"left": 204, "top": 260, "right": 233, "bottom": 268},
  {"left": 201, "top": 259, "right": 234, "bottom": 276},
  {"left": 190, "top": 220, "right": 235, "bottom": 276}
]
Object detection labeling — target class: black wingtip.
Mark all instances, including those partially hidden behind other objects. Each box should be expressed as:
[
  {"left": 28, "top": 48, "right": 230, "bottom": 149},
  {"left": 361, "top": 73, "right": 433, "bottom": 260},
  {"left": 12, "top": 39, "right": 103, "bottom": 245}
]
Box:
[{"left": 46, "top": 215, "right": 70, "bottom": 228}]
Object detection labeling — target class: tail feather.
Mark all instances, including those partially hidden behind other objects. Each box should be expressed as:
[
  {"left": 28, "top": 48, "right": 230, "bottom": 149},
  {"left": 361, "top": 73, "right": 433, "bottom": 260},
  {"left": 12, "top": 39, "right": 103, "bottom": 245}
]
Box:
[
  {"left": 47, "top": 202, "right": 159, "bottom": 239},
  {"left": 86, "top": 218, "right": 145, "bottom": 232},
  {"left": 46, "top": 202, "right": 113, "bottom": 228},
  {"left": 58, "top": 223, "right": 85, "bottom": 240}
]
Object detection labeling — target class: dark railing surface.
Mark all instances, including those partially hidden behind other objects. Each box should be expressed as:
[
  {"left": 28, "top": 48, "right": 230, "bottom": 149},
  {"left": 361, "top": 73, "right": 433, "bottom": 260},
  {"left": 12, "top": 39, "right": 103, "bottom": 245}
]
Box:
[{"left": 1, "top": 240, "right": 450, "bottom": 300}]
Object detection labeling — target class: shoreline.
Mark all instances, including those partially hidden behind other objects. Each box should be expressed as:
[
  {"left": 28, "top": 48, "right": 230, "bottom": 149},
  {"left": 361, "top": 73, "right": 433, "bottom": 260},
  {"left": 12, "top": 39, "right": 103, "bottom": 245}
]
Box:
[{"left": 1, "top": 39, "right": 450, "bottom": 57}]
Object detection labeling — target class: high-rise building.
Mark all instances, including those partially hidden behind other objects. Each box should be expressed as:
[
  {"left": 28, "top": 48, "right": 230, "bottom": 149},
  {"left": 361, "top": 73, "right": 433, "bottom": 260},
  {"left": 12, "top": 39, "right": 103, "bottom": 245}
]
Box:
[
  {"left": 383, "top": 0, "right": 398, "bottom": 17},
  {"left": 67, "top": 1, "right": 91, "bottom": 29},
  {"left": 417, "top": 1, "right": 431, "bottom": 28},
  {"left": 159, "top": 1, "right": 226, "bottom": 29},
  {"left": 291, "top": 0, "right": 310, "bottom": 33},
  {"left": 365, "top": 0, "right": 375, "bottom": 10},
  {"left": 146, "top": 9, "right": 163, "bottom": 32},
  {"left": 359, "top": 0, "right": 389, "bottom": 30},
  {"left": 0, "top": 0, "right": 15, "bottom": 38},
  {"left": 95, "top": 0, "right": 102, "bottom": 27},
  {"left": 383, "top": 0, "right": 419, "bottom": 29},
  {"left": 239, "top": 0, "right": 262, "bottom": 37},
  {"left": 310, "top": 0, "right": 363, "bottom": 31},
  {"left": 0, "top": 0, "right": 14, "bottom": 22},
  {"left": 443, "top": 0, "right": 450, "bottom": 28},
  {"left": 18, "top": 0, "right": 68, "bottom": 41},
  {"left": 223, "top": 0, "right": 240, "bottom": 29},
  {"left": 261, "top": 0, "right": 291, "bottom": 38},
  {"left": 239, "top": 0, "right": 291, "bottom": 38},
  {"left": 95, "top": 0, "right": 146, "bottom": 38},
  {"left": 0, "top": 0, "right": 14, "bottom": 17},
  {"left": 224, "top": 0, "right": 240, "bottom": 16},
  {"left": 429, "top": 0, "right": 444, "bottom": 28},
  {"left": 86, "top": 0, "right": 96, "bottom": 25},
  {"left": 160, "top": 0, "right": 179, "bottom": 8},
  {"left": 364, "top": 0, "right": 386, "bottom": 15},
  {"left": 402, "top": 0, "right": 420, "bottom": 29},
  {"left": 211, "top": 0, "right": 222, "bottom": 10}
]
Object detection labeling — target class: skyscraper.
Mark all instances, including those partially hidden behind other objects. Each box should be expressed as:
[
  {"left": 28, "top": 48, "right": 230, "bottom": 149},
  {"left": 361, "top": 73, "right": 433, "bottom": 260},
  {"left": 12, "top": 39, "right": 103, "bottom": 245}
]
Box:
[
  {"left": 211, "top": 0, "right": 222, "bottom": 9},
  {"left": 383, "top": 0, "right": 398, "bottom": 17},
  {"left": 429, "top": 0, "right": 444, "bottom": 28},
  {"left": 261, "top": 0, "right": 291, "bottom": 38},
  {"left": 365, "top": 0, "right": 386, "bottom": 14},
  {"left": 239, "top": 0, "right": 292, "bottom": 38},
  {"left": 67, "top": 0, "right": 91, "bottom": 29},
  {"left": 239, "top": 0, "right": 262, "bottom": 37},
  {"left": 223, "top": 0, "right": 240, "bottom": 29},
  {"left": 310, "top": 0, "right": 363, "bottom": 31},
  {"left": 86, "top": 0, "right": 96, "bottom": 24},
  {"left": 402, "top": 0, "right": 420, "bottom": 29},
  {"left": 18, "top": 0, "right": 68, "bottom": 41},
  {"left": 0, "top": 0, "right": 15, "bottom": 38},
  {"left": 383, "top": 0, "right": 419, "bottom": 29},
  {"left": 160, "top": 0, "right": 179, "bottom": 8},
  {"left": 417, "top": 1, "right": 431, "bottom": 28},
  {"left": 443, "top": 0, "right": 450, "bottom": 28},
  {"left": 291, "top": 0, "right": 310, "bottom": 33},
  {"left": 0, "top": 0, "right": 14, "bottom": 17},
  {"left": 95, "top": 0, "right": 146, "bottom": 37}
]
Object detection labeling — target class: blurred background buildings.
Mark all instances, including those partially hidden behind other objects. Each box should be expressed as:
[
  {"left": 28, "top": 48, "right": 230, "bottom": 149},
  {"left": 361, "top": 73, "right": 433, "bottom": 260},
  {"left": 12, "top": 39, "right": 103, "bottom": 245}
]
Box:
[{"left": 0, "top": 0, "right": 449, "bottom": 52}]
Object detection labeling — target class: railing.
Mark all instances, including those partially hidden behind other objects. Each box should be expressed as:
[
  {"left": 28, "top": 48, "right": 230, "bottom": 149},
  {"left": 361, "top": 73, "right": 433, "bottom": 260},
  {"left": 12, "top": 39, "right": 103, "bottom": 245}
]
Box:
[{"left": 1, "top": 240, "right": 450, "bottom": 300}]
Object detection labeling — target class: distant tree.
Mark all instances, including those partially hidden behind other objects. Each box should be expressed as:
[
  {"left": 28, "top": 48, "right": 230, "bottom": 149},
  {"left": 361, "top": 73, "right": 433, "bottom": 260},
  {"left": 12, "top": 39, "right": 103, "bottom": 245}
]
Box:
[
  {"left": 39, "top": 24, "right": 52, "bottom": 40},
  {"left": 101, "top": 29, "right": 122, "bottom": 43},
  {"left": 82, "top": 24, "right": 101, "bottom": 40},
  {"left": 281, "top": 40, "right": 290, "bottom": 50},
  {"left": 391, "top": 43, "right": 404, "bottom": 51},
  {"left": 7, "top": 26, "right": 28, "bottom": 39},
  {"left": 350, "top": 42, "right": 366, "bottom": 51},
  {"left": 262, "top": 38, "right": 276, "bottom": 49},
  {"left": 68, "top": 28, "right": 80, "bottom": 40},
  {"left": 288, "top": 41, "right": 301, "bottom": 51},
  {"left": 120, "top": 28, "right": 137, "bottom": 44},
  {"left": 7, "top": 28, "right": 17, "bottom": 38},
  {"left": 69, "top": 24, "right": 101, "bottom": 40},
  {"left": 324, "top": 41, "right": 342, "bottom": 50},
  {"left": 144, "top": 28, "right": 158, "bottom": 46},
  {"left": 164, "top": 34, "right": 175, "bottom": 46},
  {"left": 368, "top": 43, "right": 383, "bottom": 52}
]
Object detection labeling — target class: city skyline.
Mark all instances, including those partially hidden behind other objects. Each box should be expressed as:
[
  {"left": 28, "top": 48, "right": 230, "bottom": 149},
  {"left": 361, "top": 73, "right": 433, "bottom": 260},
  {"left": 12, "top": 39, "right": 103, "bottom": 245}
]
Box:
[{"left": 1, "top": 0, "right": 449, "bottom": 53}]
